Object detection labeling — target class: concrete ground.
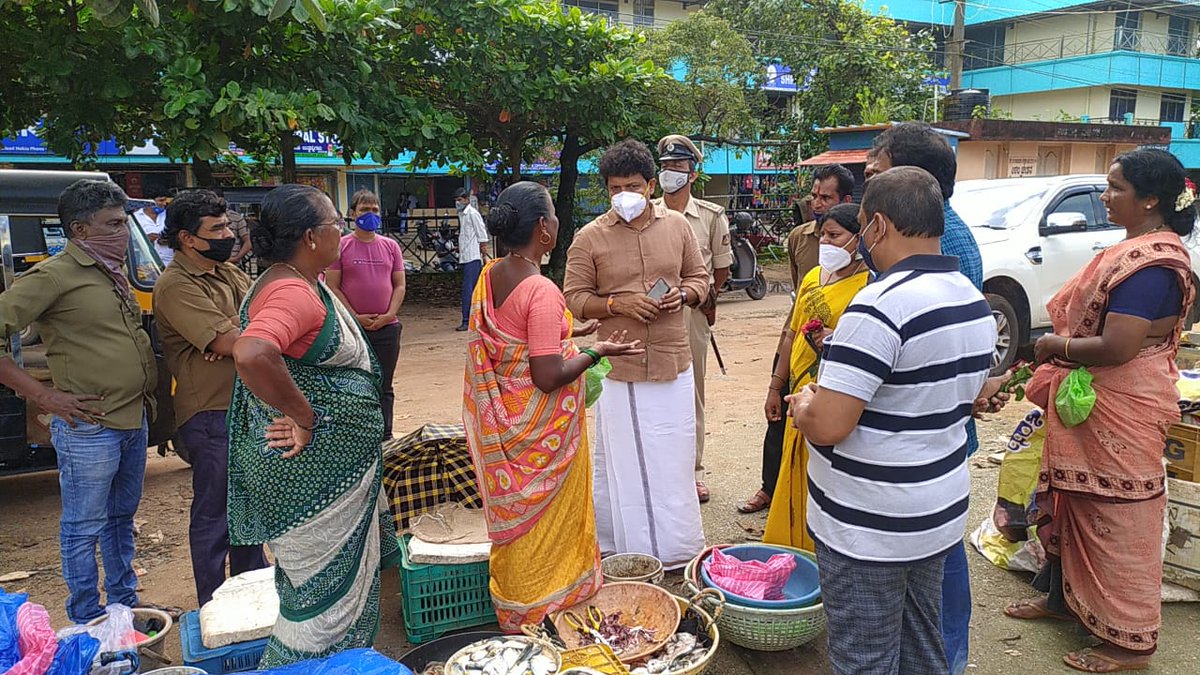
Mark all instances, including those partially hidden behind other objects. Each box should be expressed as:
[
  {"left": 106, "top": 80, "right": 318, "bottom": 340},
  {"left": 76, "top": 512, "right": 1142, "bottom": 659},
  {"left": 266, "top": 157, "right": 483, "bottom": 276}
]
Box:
[{"left": 1, "top": 289, "right": 1198, "bottom": 674}]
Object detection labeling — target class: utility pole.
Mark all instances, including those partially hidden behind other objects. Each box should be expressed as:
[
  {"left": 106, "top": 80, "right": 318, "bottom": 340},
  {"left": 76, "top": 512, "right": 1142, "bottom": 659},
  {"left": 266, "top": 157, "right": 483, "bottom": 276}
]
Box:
[{"left": 949, "top": 0, "right": 966, "bottom": 90}]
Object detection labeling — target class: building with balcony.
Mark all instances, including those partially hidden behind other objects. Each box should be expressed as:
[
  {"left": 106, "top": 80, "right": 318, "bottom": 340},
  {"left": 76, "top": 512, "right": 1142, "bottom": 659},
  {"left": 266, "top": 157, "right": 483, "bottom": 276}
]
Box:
[{"left": 872, "top": 0, "right": 1200, "bottom": 169}]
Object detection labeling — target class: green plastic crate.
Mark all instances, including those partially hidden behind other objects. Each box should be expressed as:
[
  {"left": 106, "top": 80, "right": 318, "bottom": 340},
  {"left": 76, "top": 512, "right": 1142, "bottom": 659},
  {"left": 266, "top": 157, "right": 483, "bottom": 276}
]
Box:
[{"left": 398, "top": 534, "right": 496, "bottom": 644}]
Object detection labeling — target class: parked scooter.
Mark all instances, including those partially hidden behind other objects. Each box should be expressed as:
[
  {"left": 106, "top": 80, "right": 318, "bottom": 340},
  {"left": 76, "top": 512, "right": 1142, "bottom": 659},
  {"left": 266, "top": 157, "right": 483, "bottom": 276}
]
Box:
[
  {"left": 721, "top": 211, "right": 768, "bottom": 300},
  {"left": 416, "top": 218, "right": 459, "bottom": 272}
]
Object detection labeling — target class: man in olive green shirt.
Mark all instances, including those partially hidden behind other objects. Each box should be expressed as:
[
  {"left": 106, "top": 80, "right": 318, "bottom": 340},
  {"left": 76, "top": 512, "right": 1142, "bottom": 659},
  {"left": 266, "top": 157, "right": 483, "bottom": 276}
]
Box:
[
  {"left": 154, "top": 189, "right": 268, "bottom": 607},
  {"left": 0, "top": 179, "right": 157, "bottom": 623}
]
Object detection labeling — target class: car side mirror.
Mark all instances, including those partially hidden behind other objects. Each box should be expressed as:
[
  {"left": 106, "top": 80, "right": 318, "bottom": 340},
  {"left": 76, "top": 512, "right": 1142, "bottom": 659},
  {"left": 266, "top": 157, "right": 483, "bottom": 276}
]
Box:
[{"left": 1041, "top": 212, "right": 1088, "bottom": 236}]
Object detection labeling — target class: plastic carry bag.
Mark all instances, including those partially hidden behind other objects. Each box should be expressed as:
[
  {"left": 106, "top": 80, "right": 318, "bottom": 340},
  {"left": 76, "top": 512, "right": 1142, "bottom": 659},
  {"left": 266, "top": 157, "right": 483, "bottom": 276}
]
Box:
[
  {"left": 43, "top": 632, "right": 101, "bottom": 675},
  {"left": 1, "top": 587, "right": 29, "bottom": 671},
  {"left": 8, "top": 602, "right": 58, "bottom": 675},
  {"left": 702, "top": 547, "right": 796, "bottom": 601},
  {"left": 1054, "top": 367, "right": 1096, "bottom": 427},
  {"left": 970, "top": 409, "right": 1049, "bottom": 573},
  {"left": 584, "top": 357, "right": 612, "bottom": 408},
  {"left": 247, "top": 648, "right": 413, "bottom": 675}
]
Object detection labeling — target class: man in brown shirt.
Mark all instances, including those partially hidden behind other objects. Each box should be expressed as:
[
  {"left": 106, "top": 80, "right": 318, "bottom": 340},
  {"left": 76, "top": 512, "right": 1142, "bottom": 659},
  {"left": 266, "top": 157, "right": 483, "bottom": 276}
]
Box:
[
  {"left": 154, "top": 190, "right": 267, "bottom": 607},
  {"left": 0, "top": 179, "right": 159, "bottom": 623},
  {"left": 563, "top": 139, "right": 709, "bottom": 568},
  {"left": 786, "top": 164, "right": 856, "bottom": 290}
]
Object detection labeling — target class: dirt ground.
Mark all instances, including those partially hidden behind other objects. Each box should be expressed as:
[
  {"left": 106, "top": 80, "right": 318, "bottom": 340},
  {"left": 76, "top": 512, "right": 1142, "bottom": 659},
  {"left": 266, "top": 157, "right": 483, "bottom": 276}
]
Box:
[{"left": 2, "top": 274, "right": 1199, "bottom": 674}]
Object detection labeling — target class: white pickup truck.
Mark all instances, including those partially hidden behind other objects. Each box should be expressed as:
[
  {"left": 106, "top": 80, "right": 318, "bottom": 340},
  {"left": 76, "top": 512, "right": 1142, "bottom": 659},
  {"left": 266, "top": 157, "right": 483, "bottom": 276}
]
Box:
[{"left": 950, "top": 175, "right": 1200, "bottom": 374}]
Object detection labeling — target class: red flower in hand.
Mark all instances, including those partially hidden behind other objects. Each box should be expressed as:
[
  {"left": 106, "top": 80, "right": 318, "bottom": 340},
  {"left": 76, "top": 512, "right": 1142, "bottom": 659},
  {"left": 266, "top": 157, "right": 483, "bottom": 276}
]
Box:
[{"left": 802, "top": 319, "right": 825, "bottom": 337}]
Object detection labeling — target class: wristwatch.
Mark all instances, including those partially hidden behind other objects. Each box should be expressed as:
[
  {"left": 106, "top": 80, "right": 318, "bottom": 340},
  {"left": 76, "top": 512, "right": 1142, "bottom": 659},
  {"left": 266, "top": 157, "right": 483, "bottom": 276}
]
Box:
[{"left": 681, "top": 289, "right": 689, "bottom": 307}]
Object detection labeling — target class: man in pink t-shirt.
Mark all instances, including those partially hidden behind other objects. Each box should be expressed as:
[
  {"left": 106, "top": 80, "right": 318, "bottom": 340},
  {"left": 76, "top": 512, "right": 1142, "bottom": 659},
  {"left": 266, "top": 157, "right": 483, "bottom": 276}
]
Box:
[{"left": 326, "top": 190, "right": 406, "bottom": 438}]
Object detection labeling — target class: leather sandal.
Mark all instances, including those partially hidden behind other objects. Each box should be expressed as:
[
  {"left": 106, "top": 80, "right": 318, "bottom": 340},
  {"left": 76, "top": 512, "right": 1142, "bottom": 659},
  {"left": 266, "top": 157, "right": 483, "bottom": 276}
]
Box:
[{"left": 737, "top": 490, "right": 771, "bottom": 514}]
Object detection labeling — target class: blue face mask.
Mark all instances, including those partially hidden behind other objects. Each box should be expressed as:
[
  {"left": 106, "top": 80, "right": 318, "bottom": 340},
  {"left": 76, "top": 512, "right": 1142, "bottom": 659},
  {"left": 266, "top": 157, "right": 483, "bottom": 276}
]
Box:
[
  {"left": 857, "top": 217, "right": 880, "bottom": 275},
  {"left": 151, "top": 205, "right": 165, "bottom": 215},
  {"left": 355, "top": 212, "right": 381, "bottom": 232}
]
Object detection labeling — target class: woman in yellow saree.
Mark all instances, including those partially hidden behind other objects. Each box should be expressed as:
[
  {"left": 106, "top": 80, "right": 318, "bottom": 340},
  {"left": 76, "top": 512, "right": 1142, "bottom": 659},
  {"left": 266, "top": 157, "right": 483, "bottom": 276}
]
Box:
[
  {"left": 461, "top": 182, "right": 643, "bottom": 631},
  {"left": 763, "top": 203, "right": 871, "bottom": 550}
]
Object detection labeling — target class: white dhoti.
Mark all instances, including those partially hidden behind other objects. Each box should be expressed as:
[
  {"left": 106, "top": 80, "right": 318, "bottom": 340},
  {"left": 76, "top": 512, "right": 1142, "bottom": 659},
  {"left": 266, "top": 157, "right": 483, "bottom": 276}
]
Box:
[{"left": 593, "top": 367, "right": 706, "bottom": 570}]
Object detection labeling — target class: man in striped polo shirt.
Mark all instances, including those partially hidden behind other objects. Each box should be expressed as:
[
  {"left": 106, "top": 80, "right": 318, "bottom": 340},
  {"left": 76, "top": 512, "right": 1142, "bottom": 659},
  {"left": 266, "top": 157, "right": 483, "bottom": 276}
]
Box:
[{"left": 787, "top": 166, "right": 1002, "bottom": 674}]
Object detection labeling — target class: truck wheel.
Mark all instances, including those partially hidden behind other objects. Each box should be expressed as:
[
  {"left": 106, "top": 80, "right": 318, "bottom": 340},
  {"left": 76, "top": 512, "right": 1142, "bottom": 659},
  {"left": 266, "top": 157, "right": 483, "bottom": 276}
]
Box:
[
  {"left": 986, "top": 293, "right": 1019, "bottom": 376},
  {"left": 746, "top": 271, "right": 768, "bottom": 300}
]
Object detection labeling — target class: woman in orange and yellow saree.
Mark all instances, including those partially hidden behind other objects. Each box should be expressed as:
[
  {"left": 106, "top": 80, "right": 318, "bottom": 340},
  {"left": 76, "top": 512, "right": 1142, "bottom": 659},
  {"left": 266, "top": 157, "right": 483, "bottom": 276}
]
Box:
[{"left": 461, "top": 182, "right": 643, "bottom": 631}]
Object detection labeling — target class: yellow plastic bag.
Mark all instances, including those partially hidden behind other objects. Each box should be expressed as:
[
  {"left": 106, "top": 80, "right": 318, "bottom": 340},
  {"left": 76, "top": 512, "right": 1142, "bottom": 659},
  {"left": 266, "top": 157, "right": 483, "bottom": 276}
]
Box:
[{"left": 1055, "top": 367, "right": 1096, "bottom": 427}]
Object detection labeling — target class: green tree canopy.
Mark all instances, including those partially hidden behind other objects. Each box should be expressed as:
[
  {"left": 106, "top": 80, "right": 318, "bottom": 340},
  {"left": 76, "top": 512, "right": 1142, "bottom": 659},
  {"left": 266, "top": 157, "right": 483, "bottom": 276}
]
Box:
[
  {"left": 708, "top": 0, "right": 938, "bottom": 158},
  {"left": 639, "top": 12, "right": 765, "bottom": 143}
]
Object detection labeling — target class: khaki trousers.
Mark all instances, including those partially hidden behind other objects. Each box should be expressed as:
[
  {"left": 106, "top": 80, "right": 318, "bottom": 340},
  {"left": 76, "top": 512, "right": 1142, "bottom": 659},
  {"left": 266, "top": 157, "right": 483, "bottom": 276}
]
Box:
[{"left": 686, "top": 307, "right": 709, "bottom": 480}]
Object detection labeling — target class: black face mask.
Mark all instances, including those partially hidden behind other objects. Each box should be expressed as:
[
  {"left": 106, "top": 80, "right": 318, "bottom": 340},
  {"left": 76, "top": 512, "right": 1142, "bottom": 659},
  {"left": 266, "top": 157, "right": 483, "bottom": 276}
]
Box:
[{"left": 197, "top": 236, "right": 236, "bottom": 263}]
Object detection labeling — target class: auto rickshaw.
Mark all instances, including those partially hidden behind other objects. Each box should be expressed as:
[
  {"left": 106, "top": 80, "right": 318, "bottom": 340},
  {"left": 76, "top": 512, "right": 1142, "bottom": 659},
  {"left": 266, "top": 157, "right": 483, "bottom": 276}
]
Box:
[{"left": 0, "top": 169, "right": 179, "bottom": 475}]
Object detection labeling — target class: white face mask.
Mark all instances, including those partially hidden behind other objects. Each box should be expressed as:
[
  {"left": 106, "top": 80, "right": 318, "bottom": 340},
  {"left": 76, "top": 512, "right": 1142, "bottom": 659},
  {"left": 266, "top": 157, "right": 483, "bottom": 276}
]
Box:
[
  {"left": 658, "top": 169, "right": 690, "bottom": 194},
  {"left": 818, "top": 242, "right": 854, "bottom": 273},
  {"left": 612, "top": 190, "right": 648, "bottom": 223}
]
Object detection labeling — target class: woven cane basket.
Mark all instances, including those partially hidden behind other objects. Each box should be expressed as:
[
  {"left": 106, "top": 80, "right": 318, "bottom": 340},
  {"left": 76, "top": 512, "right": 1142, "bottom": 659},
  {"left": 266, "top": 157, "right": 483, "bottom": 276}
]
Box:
[{"left": 682, "top": 544, "right": 826, "bottom": 652}]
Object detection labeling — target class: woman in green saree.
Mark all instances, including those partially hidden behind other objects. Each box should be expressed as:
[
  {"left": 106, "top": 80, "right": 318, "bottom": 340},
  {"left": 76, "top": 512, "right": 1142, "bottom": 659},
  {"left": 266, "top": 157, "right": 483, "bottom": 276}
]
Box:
[{"left": 230, "top": 184, "right": 399, "bottom": 667}]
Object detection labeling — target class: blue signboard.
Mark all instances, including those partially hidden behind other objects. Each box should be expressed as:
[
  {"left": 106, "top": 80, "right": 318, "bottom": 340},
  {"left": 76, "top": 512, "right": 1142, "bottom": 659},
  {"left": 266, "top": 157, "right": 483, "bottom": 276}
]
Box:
[
  {"left": 763, "top": 64, "right": 796, "bottom": 92},
  {"left": 4, "top": 123, "right": 131, "bottom": 156},
  {"left": 295, "top": 130, "right": 339, "bottom": 156}
]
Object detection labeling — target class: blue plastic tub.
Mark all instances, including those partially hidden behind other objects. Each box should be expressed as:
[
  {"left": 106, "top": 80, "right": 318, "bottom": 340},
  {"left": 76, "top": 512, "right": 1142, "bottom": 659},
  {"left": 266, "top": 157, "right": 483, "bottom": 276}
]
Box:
[{"left": 700, "top": 544, "right": 821, "bottom": 609}]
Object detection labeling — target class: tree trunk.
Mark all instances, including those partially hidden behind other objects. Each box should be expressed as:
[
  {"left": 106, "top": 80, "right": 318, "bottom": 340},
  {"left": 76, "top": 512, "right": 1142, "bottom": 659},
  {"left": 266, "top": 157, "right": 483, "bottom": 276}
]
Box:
[
  {"left": 509, "top": 137, "right": 524, "bottom": 182},
  {"left": 280, "top": 132, "right": 298, "bottom": 184},
  {"left": 192, "top": 156, "right": 216, "bottom": 187},
  {"left": 549, "top": 132, "right": 584, "bottom": 277}
]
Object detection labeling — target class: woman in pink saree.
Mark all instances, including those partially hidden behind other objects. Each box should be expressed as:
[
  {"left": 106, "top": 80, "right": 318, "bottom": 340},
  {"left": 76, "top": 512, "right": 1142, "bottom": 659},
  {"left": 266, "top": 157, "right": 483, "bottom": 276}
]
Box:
[{"left": 1004, "top": 149, "right": 1197, "bottom": 673}]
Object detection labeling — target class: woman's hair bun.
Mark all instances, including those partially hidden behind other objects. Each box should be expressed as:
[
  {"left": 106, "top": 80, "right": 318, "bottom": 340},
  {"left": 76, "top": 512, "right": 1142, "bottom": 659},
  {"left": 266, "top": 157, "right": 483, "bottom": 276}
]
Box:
[{"left": 485, "top": 202, "right": 521, "bottom": 239}]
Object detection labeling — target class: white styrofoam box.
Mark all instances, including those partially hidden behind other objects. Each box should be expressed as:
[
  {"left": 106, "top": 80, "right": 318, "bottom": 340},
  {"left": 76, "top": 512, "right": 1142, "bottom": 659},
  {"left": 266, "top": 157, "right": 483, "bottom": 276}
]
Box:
[
  {"left": 408, "top": 536, "right": 491, "bottom": 565},
  {"left": 199, "top": 566, "right": 279, "bottom": 649}
]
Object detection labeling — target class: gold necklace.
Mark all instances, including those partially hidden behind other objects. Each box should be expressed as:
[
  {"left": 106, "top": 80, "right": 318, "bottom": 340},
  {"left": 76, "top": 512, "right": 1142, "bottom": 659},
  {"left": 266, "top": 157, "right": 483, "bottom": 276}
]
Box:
[
  {"left": 270, "top": 262, "right": 317, "bottom": 286},
  {"left": 508, "top": 253, "right": 541, "bottom": 269}
]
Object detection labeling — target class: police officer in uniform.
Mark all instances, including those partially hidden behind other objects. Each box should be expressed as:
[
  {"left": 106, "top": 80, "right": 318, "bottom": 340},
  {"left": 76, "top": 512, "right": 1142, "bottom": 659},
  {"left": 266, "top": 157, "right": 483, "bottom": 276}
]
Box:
[{"left": 652, "top": 134, "right": 732, "bottom": 504}]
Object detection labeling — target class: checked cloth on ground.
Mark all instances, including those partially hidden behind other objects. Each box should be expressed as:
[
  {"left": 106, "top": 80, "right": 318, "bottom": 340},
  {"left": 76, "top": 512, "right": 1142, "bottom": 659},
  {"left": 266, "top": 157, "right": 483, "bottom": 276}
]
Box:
[{"left": 383, "top": 423, "right": 482, "bottom": 531}]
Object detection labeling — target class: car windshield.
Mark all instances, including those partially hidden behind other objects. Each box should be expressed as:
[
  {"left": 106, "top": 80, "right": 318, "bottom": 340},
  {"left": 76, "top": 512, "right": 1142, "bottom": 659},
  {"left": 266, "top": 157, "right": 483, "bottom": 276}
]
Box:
[
  {"left": 125, "top": 214, "right": 161, "bottom": 291},
  {"left": 950, "top": 183, "right": 1047, "bottom": 230}
]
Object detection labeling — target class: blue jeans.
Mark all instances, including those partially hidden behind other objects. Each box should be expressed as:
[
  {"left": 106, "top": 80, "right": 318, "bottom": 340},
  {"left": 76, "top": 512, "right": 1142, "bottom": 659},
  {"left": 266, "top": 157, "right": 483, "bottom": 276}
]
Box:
[
  {"left": 941, "top": 539, "right": 972, "bottom": 675},
  {"left": 461, "top": 259, "right": 483, "bottom": 325},
  {"left": 52, "top": 415, "right": 148, "bottom": 623}
]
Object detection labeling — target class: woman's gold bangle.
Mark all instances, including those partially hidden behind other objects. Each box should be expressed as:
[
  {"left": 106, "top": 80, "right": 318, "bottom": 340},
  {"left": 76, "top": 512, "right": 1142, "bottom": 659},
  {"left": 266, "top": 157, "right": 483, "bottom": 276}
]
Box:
[{"left": 1064, "top": 337, "right": 1073, "bottom": 360}]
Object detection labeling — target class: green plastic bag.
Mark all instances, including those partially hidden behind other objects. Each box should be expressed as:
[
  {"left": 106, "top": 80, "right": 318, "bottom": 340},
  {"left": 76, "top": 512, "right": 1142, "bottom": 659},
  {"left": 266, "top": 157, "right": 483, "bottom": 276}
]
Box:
[
  {"left": 1054, "top": 367, "right": 1096, "bottom": 427},
  {"left": 585, "top": 357, "right": 612, "bottom": 408}
]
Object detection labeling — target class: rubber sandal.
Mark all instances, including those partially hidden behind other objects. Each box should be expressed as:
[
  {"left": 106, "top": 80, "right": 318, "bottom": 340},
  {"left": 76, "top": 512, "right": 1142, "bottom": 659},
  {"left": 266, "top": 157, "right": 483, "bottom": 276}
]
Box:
[
  {"left": 1064, "top": 648, "right": 1151, "bottom": 673},
  {"left": 737, "top": 490, "right": 771, "bottom": 514},
  {"left": 695, "top": 482, "right": 710, "bottom": 503},
  {"left": 1004, "top": 599, "right": 1073, "bottom": 622}
]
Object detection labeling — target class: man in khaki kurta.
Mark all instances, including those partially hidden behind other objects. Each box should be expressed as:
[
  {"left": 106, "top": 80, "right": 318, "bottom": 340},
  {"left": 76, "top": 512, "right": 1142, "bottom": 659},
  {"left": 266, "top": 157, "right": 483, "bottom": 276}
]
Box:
[
  {"left": 154, "top": 189, "right": 268, "bottom": 607},
  {"left": 740, "top": 164, "right": 858, "bottom": 515},
  {"left": 0, "top": 179, "right": 158, "bottom": 623},
  {"left": 787, "top": 164, "right": 856, "bottom": 289},
  {"left": 652, "top": 135, "right": 732, "bottom": 504}
]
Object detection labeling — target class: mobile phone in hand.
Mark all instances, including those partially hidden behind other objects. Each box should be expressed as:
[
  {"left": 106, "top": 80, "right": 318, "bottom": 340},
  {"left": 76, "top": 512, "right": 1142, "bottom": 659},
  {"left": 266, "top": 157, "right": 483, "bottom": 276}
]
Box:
[{"left": 647, "top": 277, "right": 671, "bottom": 301}]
